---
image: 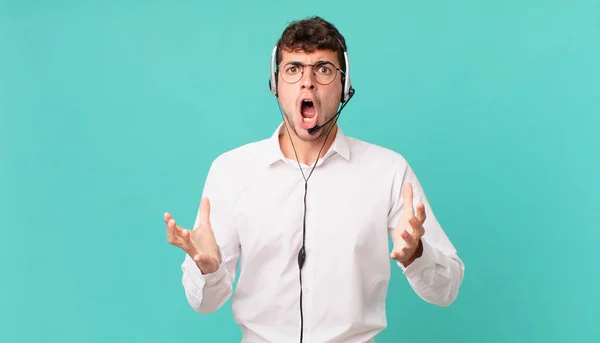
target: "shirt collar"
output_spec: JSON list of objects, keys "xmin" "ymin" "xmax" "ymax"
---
[{"xmin": 265, "ymin": 122, "xmax": 351, "ymax": 166}]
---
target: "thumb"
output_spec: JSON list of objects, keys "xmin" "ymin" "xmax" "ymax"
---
[{"xmin": 199, "ymin": 197, "xmax": 211, "ymax": 227}]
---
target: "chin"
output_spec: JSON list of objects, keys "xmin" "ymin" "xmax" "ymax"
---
[
  {"xmin": 298, "ymin": 119, "xmax": 332, "ymax": 141},
  {"xmin": 284, "ymin": 118, "xmax": 317, "ymax": 141}
]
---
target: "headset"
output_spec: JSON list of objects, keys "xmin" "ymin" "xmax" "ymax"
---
[{"xmin": 268, "ymin": 36, "xmax": 355, "ymax": 343}]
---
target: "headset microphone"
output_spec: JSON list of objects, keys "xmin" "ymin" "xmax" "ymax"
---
[
  {"xmin": 307, "ymin": 89, "xmax": 354, "ymax": 134},
  {"xmin": 307, "ymin": 114, "xmax": 336, "ymax": 135},
  {"xmin": 307, "ymin": 88, "xmax": 355, "ymax": 134}
]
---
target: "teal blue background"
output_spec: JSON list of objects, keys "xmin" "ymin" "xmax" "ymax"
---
[{"xmin": 2, "ymin": 1, "xmax": 599, "ymax": 342}]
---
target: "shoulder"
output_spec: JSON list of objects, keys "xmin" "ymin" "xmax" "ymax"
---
[
  {"xmin": 204, "ymin": 137, "xmax": 274, "ymax": 191},
  {"xmin": 209, "ymin": 138, "xmax": 270, "ymax": 171},
  {"xmin": 346, "ymin": 135, "xmax": 411, "ymax": 171}
]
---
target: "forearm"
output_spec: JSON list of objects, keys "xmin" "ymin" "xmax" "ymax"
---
[
  {"xmin": 181, "ymin": 251, "xmax": 235, "ymax": 314},
  {"xmin": 400, "ymin": 239, "xmax": 464, "ymax": 306}
]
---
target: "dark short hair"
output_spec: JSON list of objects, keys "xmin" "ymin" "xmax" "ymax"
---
[{"xmin": 276, "ymin": 16, "xmax": 347, "ymax": 72}]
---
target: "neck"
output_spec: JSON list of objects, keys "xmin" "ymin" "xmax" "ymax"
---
[{"xmin": 279, "ymin": 124, "xmax": 338, "ymax": 166}]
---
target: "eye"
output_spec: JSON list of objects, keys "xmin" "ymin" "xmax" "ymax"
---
[
  {"xmin": 315, "ymin": 64, "xmax": 333, "ymax": 74},
  {"xmin": 285, "ymin": 66, "xmax": 300, "ymax": 74}
]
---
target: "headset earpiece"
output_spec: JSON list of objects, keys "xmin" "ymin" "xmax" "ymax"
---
[
  {"xmin": 269, "ymin": 45, "xmax": 278, "ymax": 97},
  {"xmin": 341, "ymin": 50, "xmax": 352, "ymax": 103}
]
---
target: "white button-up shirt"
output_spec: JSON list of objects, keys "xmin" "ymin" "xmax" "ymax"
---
[{"xmin": 180, "ymin": 123, "xmax": 465, "ymax": 342}]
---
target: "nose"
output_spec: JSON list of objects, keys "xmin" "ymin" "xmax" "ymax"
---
[{"xmin": 300, "ymin": 67, "xmax": 316, "ymax": 90}]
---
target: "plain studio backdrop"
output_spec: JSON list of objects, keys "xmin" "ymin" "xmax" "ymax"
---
[{"xmin": 1, "ymin": 1, "xmax": 599, "ymax": 342}]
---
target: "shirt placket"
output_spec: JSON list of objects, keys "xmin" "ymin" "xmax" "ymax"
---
[{"xmin": 301, "ymin": 179, "xmax": 318, "ymax": 343}]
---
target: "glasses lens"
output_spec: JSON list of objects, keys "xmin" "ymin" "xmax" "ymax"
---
[
  {"xmin": 313, "ymin": 62, "xmax": 336, "ymax": 85},
  {"xmin": 281, "ymin": 63, "xmax": 303, "ymax": 84}
]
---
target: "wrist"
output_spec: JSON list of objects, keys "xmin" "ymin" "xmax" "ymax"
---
[
  {"xmin": 403, "ymin": 239, "xmax": 423, "ymax": 267},
  {"xmin": 198, "ymin": 259, "xmax": 219, "ymax": 275},
  {"xmin": 198, "ymin": 247, "xmax": 222, "ymax": 275}
]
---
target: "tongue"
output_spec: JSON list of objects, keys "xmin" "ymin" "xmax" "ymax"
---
[{"xmin": 301, "ymin": 103, "xmax": 316, "ymax": 118}]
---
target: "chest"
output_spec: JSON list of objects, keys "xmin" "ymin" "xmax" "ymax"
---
[{"xmin": 235, "ymin": 165, "xmax": 393, "ymax": 264}]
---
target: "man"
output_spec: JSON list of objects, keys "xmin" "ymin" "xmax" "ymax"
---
[{"xmin": 165, "ymin": 16, "xmax": 464, "ymax": 343}]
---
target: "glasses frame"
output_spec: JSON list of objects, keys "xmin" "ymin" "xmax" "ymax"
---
[{"xmin": 277, "ymin": 60, "xmax": 346, "ymax": 86}]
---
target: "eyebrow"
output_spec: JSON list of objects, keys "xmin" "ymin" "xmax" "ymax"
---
[{"xmin": 282, "ymin": 60, "xmax": 335, "ymax": 66}]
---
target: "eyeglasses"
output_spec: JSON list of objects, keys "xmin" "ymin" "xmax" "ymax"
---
[{"xmin": 279, "ymin": 61, "xmax": 345, "ymax": 85}]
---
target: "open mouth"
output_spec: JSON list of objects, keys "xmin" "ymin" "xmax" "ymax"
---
[{"xmin": 300, "ymin": 99, "xmax": 317, "ymax": 128}]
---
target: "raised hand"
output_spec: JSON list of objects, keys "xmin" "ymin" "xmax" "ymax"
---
[
  {"xmin": 390, "ymin": 183, "xmax": 426, "ymax": 267},
  {"xmin": 165, "ymin": 198, "xmax": 221, "ymax": 274}
]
